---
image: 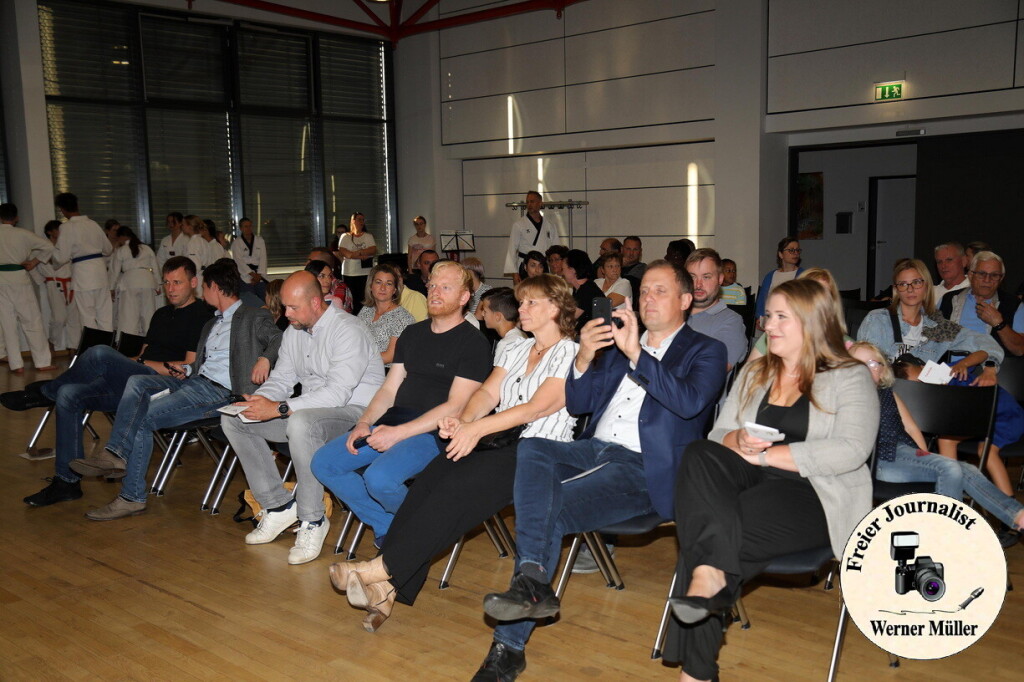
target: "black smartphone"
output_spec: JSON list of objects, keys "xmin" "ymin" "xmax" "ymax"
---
[
  {"xmin": 164, "ymin": 362, "xmax": 184, "ymax": 378},
  {"xmin": 590, "ymin": 297, "xmax": 624, "ymax": 328},
  {"xmin": 352, "ymin": 436, "xmax": 370, "ymax": 450}
]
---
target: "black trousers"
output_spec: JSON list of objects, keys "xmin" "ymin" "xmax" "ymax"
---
[
  {"xmin": 381, "ymin": 443, "xmax": 517, "ymax": 606},
  {"xmin": 663, "ymin": 440, "xmax": 830, "ymax": 680}
]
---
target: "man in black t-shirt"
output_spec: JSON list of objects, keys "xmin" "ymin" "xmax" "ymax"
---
[
  {"xmin": 12, "ymin": 257, "xmax": 214, "ymax": 507},
  {"xmin": 312, "ymin": 261, "xmax": 491, "ymax": 558}
]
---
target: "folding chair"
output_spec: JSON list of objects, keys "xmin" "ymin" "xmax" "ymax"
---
[
  {"xmin": 149, "ymin": 416, "xmax": 224, "ymax": 496},
  {"xmin": 201, "ymin": 434, "xmax": 294, "ymax": 515},
  {"xmin": 21, "ymin": 326, "xmax": 115, "ymax": 457},
  {"xmin": 438, "ymin": 513, "xmax": 516, "ymax": 589}
]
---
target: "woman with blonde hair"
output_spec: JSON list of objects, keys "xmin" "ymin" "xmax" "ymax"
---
[
  {"xmin": 358, "ymin": 263, "xmax": 415, "ymax": 366},
  {"xmin": 663, "ymin": 279, "xmax": 878, "ymax": 681},
  {"xmin": 334, "ymin": 211, "xmax": 376, "ymax": 314},
  {"xmin": 263, "ymin": 278, "xmax": 288, "ymax": 330},
  {"xmin": 327, "ymin": 274, "xmax": 579, "ymax": 632}
]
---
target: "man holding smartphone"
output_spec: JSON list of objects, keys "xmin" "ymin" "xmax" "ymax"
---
[
  {"xmin": 69, "ymin": 259, "xmax": 281, "ymax": 521},
  {"xmin": 8, "ymin": 256, "xmax": 214, "ymax": 507}
]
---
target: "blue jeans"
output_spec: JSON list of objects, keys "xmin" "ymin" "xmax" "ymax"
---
[
  {"xmin": 493, "ymin": 438, "xmax": 654, "ymax": 652},
  {"xmin": 310, "ymin": 429, "xmax": 440, "ymax": 540},
  {"xmin": 105, "ymin": 374, "xmax": 231, "ymax": 503},
  {"xmin": 40, "ymin": 345, "xmax": 156, "ymax": 483},
  {"xmin": 877, "ymin": 442, "xmax": 1024, "ymax": 528}
]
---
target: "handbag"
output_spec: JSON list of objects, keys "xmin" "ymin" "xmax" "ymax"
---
[{"xmin": 474, "ymin": 424, "xmax": 526, "ymax": 451}]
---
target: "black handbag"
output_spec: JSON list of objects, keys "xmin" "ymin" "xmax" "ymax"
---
[{"xmin": 473, "ymin": 425, "xmax": 526, "ymax": 451}]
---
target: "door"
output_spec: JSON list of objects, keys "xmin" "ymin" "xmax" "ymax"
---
[{"xmin": 868, "ymin": 176, "xmax": 916, "ymax": 297}]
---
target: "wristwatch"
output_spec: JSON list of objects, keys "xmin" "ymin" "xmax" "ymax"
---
[
  {"xmin": 277, "ymin": 401, "xmax": 290, "ymax": 418},
  {"xmin": 983, "ymin": 360, "xmax": 998, "ymax": 369},
  {"xmin": 991, "ymin": 321, "xmax": 1007, "ymax": 332}
]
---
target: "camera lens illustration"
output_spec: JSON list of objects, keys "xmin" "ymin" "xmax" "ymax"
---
[{"xmin": 891, "ymin": 531, "xmax": 945, "ymax": 601}]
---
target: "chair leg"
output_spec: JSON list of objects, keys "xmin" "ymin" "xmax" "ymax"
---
[
  {"xmin": 201, "ymin": 444, "xmax": 232, "ymax": 511},
  {"xmin": 584, "ymin": 531, "xmax": 621, "ymax": 589},
  {"xmin": 482, "ymin": 518, "xmax": 509, "ymax": 558},
  {"xmin": 334, "ymin": 510, "xmax": 357, "ymax": 554},
  {"xmin": 651, "ymin": 572, "xmax": 678, "ymax": 659},
  {"xmin": 25, "ymin": 408, "xmax": 54, "ymax": 451},
  {"xmin": 81, "ymin": 411, "xmax": 100, "ymax": 440},
  {"xmin": 150, "ymin": 432, "xmax": 182, "ymax": 493},
  {"xmin": 209, "ymin": 453, "xmax": 239, "ymax": 515},
  {"xmin": 347, "ymin": 522, "xmax": 366, "ymax": 560},
  {"xmin": 153, "ymin": 432, "xmax": 188, "ymax": 496},
  {"xmin": 735, "ymin": 595, "xmax": 751, "ymax": 629},
  {"xmin": 826, "ymin": 600, "xmax": 849, "ymax": 682},
  {"xmin": 195, "ymin": 429, "xmax": 220, "ymax": 462},
  {"xmin": 554, "ymin": 534, "xmax": 584, "ymax": 600},
  {"xmin": 281, "ymin": 460, "xmax": 294, "ymax": 482},
  {"xmin": 888, "ymin": 652, "xmax": 900, "ymax": 668},
  {"xmin": 824, "ymin": 559, "xmax": 837, "ymax": 591},
  {"xmin": 491, "ymin": 513, "xmax": 516, "ymax": 557},
  {"xmin": 439, "ymin": 536, "xmax": 465, "ymax": 590}
]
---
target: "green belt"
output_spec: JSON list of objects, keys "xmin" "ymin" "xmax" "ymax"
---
[{"xmin": 0, "ymin": 264, "xmax": 26, "ymax": 271}]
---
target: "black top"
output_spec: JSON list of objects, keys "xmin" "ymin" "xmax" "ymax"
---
[
  {"xmin": 404, "ymin": 274, "xmax": 428, "ymax": 296},
  {"xmin": 756, "ymin": 391, "xmax": 810, "ymax": 480},
  {"xmin": 392, "ymin": 319, "xmax": 492, "ymax": 413},
  {"xmin": 141, "ymin": 300, "xmax": 215, "ymax": 362},
  {"xmin": 574, "ymin": 280, "xmax": 605, "ymax": 330}
]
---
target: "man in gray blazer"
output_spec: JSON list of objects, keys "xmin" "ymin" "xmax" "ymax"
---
[{"xmin": 71, "ymin": 259, "xmax": 282, "ymax": 520}]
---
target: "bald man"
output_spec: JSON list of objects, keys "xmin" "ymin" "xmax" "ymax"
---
[{"xmin": 222, "ymin": 271, "xmax": 386, "ymax": 565}]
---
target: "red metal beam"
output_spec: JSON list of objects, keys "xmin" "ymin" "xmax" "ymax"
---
[
  {"xmin": 210, "ymin": 0, "xmax": 391, "ymax": 38},
  {"xmin": 395, "ymin": 0, "xmax": 588, "ymax": 40},
  {"xmin": 350, "ymin": 0, "xmax": 388, "ymax": 29},
  {"xmin": 400, "ymin": 0, "xmax": 441, "ymax": 29}
]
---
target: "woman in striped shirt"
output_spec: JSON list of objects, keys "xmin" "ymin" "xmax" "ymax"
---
[{"xmin": 328, "ymin": 274, "xmax": 579, "ymax": 632}]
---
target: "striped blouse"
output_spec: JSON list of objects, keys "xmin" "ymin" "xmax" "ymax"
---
[{"xmin": 495, "ymin": 337, "xmax": 578, "ymax": 442}]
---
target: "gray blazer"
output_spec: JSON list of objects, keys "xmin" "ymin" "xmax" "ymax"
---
[
  {"xmin": 190, "ymin": 303, "xmax": 282, "ymax": 395},
  {"xmin": 710, "ymin": 363, "xmax": 879, "ymax": 558}
]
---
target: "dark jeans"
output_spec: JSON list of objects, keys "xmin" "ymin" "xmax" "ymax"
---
[
  {"xmin": 493, "ymin": 437, "xmax": 655, "ymax": 652},
  {"xmin": 663, "ymin": 440, "xmax": 829, "ymax": 680},
  {"xmin": 105, "ymin": 374, "xmax": 231, "ymax": 502},
  {"xmin": 39, "ymin": 345, "xmax": 156, "ymax": 482},
  {"xmin": 382, "ymin": 443, "xmax": 518, "ymax": 606}
]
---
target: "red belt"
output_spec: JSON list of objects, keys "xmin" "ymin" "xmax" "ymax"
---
[{"xmin": 44, "ymin": 276, "xmax": 74, "ymax": 305}]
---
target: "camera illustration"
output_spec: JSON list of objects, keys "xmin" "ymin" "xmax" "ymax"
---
[{"xmin": 891, "ymin": 532, "xmax": 946, "ymax": 601}]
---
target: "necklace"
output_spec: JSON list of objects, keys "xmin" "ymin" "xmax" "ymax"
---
[{"xmin": 533, "ymin": 341, "xmax": 554, "ymax": 356}]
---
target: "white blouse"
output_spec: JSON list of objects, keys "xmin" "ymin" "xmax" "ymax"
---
[
  {"xmin": 594, "ymin": 277, "xmax": 633, "ymax": 309},
  {"xmin": 495, "ymin": 337, "xmax": 578, "ymax": 442}
]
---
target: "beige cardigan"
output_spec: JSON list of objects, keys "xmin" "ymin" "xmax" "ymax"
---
[{"xmin": 709, "ymin": 363, "xmax": 879, "ymax": 558}]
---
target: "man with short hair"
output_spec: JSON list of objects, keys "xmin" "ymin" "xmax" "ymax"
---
[
  {"xmin": 545, "ymin": 244, "xmax": 569, "ymax": 277},
  {"xmin": 599, "ymin": 237, "xmax": 622, "ymax": 258},
  {"xmin": 504, "ymin": 191, "xmax": 559, "ymax": 282},
  {"xmin": 71, "ymin": 259, "xmax": 281, "ymax": 520},
  {"xmin": 939, "ymin": 250, "xmax": 1024, "ymax": 357},
  {"xmin": 406, "ymin": 249, "xmax": 439, "ymax": 296},
  {"xmin": 51, "ymin": 192, "xmax": 114, "ymax": 331},
  {"xmin": 8, "ymin": 256, "xmax": 215, "ymax": 507},
  {"xmin": 0, "ymin": 203, "xmax": 56, "ymax": 373},
  {"xmin": 685, "ymin": 248, "xmax": 748, "ymax": 369},
  {"xmin": 157, "ymin": 212, "xmax": 188, "ymax": 271},
  {"xmin": 224, "ymin": 271, "xmax": 385, "ymax": 564},
  {"xmin": 933, "ymin": 242, "xmax": 970, "ymax": 300},
  {"xmin": 622, "ymin": 236, "xmax": 646, "ymax": 280},
  {"xmin": 473, "ymin": 261, "xmax": 727, "ymax": 680},
  {"xmin": 231, "ymin": 217, "xmax": 268, "ymax": 298},
  {"xmin": 407, "ymin": 216, "xmax": 435, "ymax": 273}
]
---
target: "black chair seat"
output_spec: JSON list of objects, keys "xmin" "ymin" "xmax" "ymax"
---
[
  {"xmin": 762, "ymin": 545, "xmax": 834, "ymax": 575},
  {"xmin": 874, "ymin": 479, "xmax": 934, "ymax": 500},
  {"xmin": 598, "ymin": 511, "xmax": 667, "ymax": 535},
  {"xmin": 159, "ymin": 416, "xmax": 222, "ymax": 434}
]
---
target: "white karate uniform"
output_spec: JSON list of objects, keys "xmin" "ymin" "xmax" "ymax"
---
[
  {"xmin": 230, "ymin": 234, "xmax": 268, "ymax": 283},
  {"xmin": 52, "ymin": 215, "xmax": 114, "ymax": 331},
  {"xmin": 35, "ymin": 258, "xmax": 80, "ymax": 351},
  {"xmin": 503, "ymin": 214, "xmax": 559, "ymax": 276},
  {"xmin": 109, "ymin": 243, "xmax": 162, "ymax": 336},
  {"xmin": 157, "ymin": 232, "xmax": 191, "ymax": 271},
  {"xmin": 0, "ymin": 224, "xmax": 56, "ymax": 370}
]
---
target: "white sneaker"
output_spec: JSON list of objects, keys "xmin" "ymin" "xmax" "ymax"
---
[
  {"xmin": 245, "ymin": 503, "xmax": 299, "ymax": 545},
  {"xmin": 288, "ymin": 517, "xmax": 331, "ymax": 565}
]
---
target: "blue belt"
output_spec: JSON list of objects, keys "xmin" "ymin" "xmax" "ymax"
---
[{"xmin": 71, "ymin": 252, "xmax": 103, "ymax": 264}]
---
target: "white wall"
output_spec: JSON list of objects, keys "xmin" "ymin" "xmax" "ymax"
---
[{"xmin": 796, "ymin": 144, "xmax": 918, "ymax": 293}]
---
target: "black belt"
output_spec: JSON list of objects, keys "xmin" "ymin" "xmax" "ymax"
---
[{"xmin": 197, "ymin": 373, "xmax": 231, "ymax": 393}]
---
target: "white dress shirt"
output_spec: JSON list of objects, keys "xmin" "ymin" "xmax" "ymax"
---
[{"xmin": 256, "ymin": 306, "xmax": 386, "ymax": 411}]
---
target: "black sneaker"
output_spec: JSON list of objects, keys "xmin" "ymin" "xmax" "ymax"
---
[
  {"xmin": 483, "ymin": 572, "xmax": 560, "ymax": 621},
  {"xmin": 998, "ymin": 527, "xmax": 1020, "ymax": 549},
  {"xmin": 1, "ymin": 387, "xmax": 54, "ymax": 411},
  {"xmin": 24, "ymin": 478, "xmax": 83, "ymax": 507},
  {"xmin": 471, "ymin": 641, "xmax": 526, "ymax": 682}
]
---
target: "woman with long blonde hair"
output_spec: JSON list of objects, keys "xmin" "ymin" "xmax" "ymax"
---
[{"xmin": 663, "ymin": 279, "xmax": 878, "ymax": 681}]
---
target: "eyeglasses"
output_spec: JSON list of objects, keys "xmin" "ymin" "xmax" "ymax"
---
[
  {"xmin": 969, "ymin": 270, "xmax": 1004, "ymax": 282},
  {"xmin": 894, "ymin": 279, "xmax": 926, "ymax": 291},
  {"xmin": 783, "ymin": 248, "xmax": 802, "ymax": 254}
]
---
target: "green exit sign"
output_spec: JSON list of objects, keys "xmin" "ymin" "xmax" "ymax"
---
[{"xmin": 875, "ymin": 81, "xmax": 904, "ymax": 101}]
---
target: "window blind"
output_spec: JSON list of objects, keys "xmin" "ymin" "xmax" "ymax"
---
[
  {"xmin": 238, "ymin": 30, "xmax": 311, "ymax": 111},
  {"xmin": 323, "ymin": 119, "xmax": 390, "ymax": 253},
  {"xmin": 319, "ymin": 36, "xmax": 385, "ymax": 119},
  {"xmin": 141, "ymin": 15, "xmax": 227, "ymax": 105}
]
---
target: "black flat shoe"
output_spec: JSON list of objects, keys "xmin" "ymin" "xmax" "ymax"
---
[
  {"xmin": 24, "ymin": 477, "xmax": 82, "ymax": 507},
  {"xmin": 471, "ymin": 641, "xmax": 526, "ymax": 682},
  {"xmin": 483, "ymin": 572, "xmax": 560, "ymax": 621},
  {"xmin": 0, "ymin": 388, "xmax": 54, "ymax": 411},
  {"xmin": 669, "ymin": 586, "xmax": 734, "ymax": 624}
]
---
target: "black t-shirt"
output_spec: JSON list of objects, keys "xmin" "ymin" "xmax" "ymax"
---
[
  {"xmin": 141, "ymin": 300, "xmax": 216, "ymax": 362},
  {"xmin": 392, "ymin": 319, "xmax": 492, "ymax": 412},
  {"xmin": 574, "ymin": 280, "xmax": 605, "ymax": 329}
]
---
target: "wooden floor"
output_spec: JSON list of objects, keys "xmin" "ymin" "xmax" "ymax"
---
[{"xmin": 1, "ymin": 358, "xmax": 1022, "ymax": 681}]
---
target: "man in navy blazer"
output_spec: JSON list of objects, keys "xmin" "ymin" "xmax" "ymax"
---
[{"xmin": 473, "ymin": 260, "xmax": 727, "ymax": 681}]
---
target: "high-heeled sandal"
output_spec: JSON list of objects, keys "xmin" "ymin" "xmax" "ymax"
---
[
  {"xmin": 328, "ymin": 557, "xmax": 391, "ymax": 592},
  {"xmin": 347, "ymin": 572, "xmax": 396, "ymax": 632},
  {"xmin": 669, "ymin": 586, "xmax": 734, "ymax": 624}
]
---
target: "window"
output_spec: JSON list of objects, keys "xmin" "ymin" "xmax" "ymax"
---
[{"xmin": 39, "ymin": 0, "xmax": 394, "ymax": 266}]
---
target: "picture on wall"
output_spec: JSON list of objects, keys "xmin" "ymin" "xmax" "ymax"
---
[{"xmin": 796, "ymin": 172, "xmax": 824, "ymax": 240}]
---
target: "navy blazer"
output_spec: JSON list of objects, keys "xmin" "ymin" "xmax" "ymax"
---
[{"xmin": 566, "ymin": 323, "xmax": 727, "ymax": 520}]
